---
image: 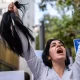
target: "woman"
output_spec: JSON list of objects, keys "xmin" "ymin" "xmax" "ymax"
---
[{"xmin": 6, "ymin": 2, "xmax": 80, "ymax": 80}]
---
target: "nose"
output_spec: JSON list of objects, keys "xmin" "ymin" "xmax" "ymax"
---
[{"xmin": 57, "ymin": 44, "xmax": 61, "ymax": 47}]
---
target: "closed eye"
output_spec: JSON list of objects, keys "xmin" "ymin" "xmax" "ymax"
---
[
  {"xmin": 60, "ymin": 44, "xmax": 65, "ymax": 47},
  {"xmin": 50, "ymin": 43, "xmax": 65, "ymax": 47},
  {"xmin": 50, "ymin": 43, "xmax": 56, "ymax": 47},
  {"xmin": 50, "ymin": 41, "xmax": 65, "ymax": 48}
]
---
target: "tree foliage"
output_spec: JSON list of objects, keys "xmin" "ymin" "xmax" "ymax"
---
[{"xmin": 38, "ymin": 0, "xmax": 80, "ymax": 48}]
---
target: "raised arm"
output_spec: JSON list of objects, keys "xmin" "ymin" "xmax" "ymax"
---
[
  {"xmin": 15, "ymin": 26, "xmax": 47, "ymax": 80},
  {"xmin": 71, "ymin": 44, "xmax": 80, "ymax": 77},
  {"xmin": 7, "ymin": 2, "xmax": 47, "ymax": 79}
]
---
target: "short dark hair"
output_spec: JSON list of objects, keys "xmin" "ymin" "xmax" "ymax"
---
[{"xmin": 42, "ymin": 38, "xmax": 70, "ymax": 68}]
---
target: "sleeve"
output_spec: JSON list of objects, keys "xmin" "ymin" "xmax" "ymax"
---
[
  {"xmin": 71, "ymin": 45, "xmax": 80, "ymax": 77},
  {"xmin": 15, "ymin": 27, "xmax": 46, "ymax": 79}
]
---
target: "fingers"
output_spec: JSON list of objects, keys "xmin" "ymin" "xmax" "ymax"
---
[
  {"xmin": 8, "ymin": 2, "xmax": 14, "ymax": 11},
  {"xmin": 8, "ymin": 2, "xmax": 19, "ymax": 16}
]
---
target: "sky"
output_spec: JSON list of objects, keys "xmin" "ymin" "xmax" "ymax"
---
[
  {"xmin": 34, "ymin": 0, "xmax": 72, "ymax": 25},
  {"xmin": 34, "ymin": 0, "xmax": 60, "ymax": 25}
]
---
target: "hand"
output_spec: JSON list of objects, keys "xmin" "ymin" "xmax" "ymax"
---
[{"xmin": 8, "ymin": 2, "xmax": 18, "ymax": 15}]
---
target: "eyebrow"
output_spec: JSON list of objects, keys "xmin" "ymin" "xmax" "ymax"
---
[{"xmin": 50, "ymin": 41, "xmax": 63, "ymax": 45}]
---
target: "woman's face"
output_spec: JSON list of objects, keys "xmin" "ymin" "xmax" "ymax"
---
[{"xmin": 48, "ymin": 40, "xmax": 66, "ymax": 62}]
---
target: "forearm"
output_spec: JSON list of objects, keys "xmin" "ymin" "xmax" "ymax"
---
[
  {"xmin": 15, "ymin": 24, "xmax": 47, "ymax": 80},
  {"xmin": 15, "ymin": 27, "xmax": 36, "ymax": 60},
  {"xmin": 72, "ymin": 45, "xmax": 80, "ymax": 74},
  {"xmin": 75, "ymin": 45, "xmax": 80, "ymax": 66}
]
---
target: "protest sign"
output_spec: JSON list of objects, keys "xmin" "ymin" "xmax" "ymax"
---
[
  {"xmin": 0, "ymin": 70, "xmax": 24, "ymax": 80},
  {"xmin": 73, "ymin": 38, "xmax": 80, "ymax": 54}
]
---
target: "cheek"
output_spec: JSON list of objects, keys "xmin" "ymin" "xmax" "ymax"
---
[
  {"xmin": 49, "ymin": 48, "xmax": 57, "ymax": 60},
  {"xmin": 63, "ymin": 48, "xmax": 66, "ymax": 55},
  {"xmin": 63, "ymin": 48, "xmax": 66, "ymax": 58}
]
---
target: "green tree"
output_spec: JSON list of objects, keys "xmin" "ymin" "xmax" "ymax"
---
[
  {"xmin": 36, "ymin": 0, "xmax": 80, "ymax": 60},
  {"xmin": 43, "ymin": 14, "xmax": 76, "ymax": 47},
  {"xmin": 35, "ymin": 0, "xmax": 80, "ymax": 59},
  {"xmin": 38, "ymin": 0, "xmax": 80, "ymax": 47}
]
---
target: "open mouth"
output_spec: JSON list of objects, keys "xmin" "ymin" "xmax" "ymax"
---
[{"xmin": 57, "ymin": 48, "xmax": 63, "ymax": 54}]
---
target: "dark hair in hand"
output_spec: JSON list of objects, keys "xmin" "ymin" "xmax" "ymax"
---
[
  {"xmin": 0, "ymin": 1, "xmax": 34, "ymax": 56},
  {"xmin": 14, "ymin": 1, "xmax": 28, "ymax": 19}
]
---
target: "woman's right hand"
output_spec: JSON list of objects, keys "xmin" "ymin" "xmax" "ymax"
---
[{"xmin": 8, "ymin": 2, "xmax": 19, "ymax": 15}]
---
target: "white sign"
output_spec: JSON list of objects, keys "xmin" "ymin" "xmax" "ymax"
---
[{"xmin": 0, "ymin": 70, "xmax": 24, "ymax": 80}]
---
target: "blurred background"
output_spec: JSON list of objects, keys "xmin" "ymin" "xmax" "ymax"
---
[{"xmin": 0, "ymin": 0, "xmax": 80, "ymax": 80}]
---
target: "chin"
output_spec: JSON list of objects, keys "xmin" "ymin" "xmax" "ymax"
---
[{"xmin": 57, "ymin": 56, "xmax": 66, "ymax": 60}]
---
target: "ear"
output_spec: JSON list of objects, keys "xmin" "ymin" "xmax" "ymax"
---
[{"xmin": 48, "ymin": 56, "xmax": 51, "ymax": 60}]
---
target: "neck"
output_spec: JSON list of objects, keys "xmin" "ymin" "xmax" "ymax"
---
[{"xmin": 52, "ymin": 60, "xmax": 65, "ymax": 78}]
